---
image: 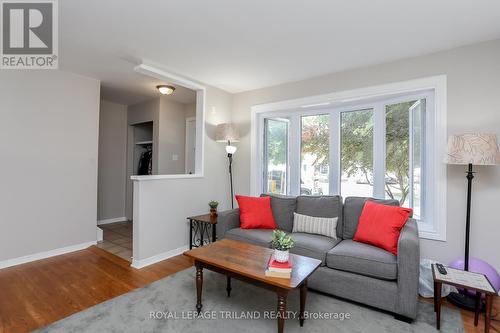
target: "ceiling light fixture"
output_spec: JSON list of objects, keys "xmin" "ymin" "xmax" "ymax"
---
[{"xmin": 156, "ymin": 85, "xmax": 176, "ymax": 95}]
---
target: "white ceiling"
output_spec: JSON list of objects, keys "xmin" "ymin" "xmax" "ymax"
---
[
  {"xmin": 99, "ymin": 71, "xmax": 197, "ymax": 106},
  {"xmin": 60, "ymin": 0, "xmax": 500, "ymax": 94}
]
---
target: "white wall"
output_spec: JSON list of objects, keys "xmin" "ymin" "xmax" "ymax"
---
[
  {"xmin": 231, "ymin": 39, "xmax": 500, "ymax": 271},
  {"xmin": 97, "ymin": 100, "xmax": 127, "ymax": 222},
  {"xmin": 184, "ymin": 102, "xmax": 196, "ymax": 118},
  {"xmin": 132, "ymin": 86, "xmax": 233, "ymax": 264},
  {"xmin": 0, "ymin": 70, "xmax": 100, "ymax": 262},
  {"xmin": 158, "ymin": 97, "xmax": 187, "ymax": 174}
]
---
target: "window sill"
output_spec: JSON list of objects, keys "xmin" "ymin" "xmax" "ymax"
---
[{"xmin": 418, "ymin": 227, "xmax": 446, "ymax": 242}]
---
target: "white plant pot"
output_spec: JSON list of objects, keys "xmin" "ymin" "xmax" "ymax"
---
[{"xmin": 274, "ymin": 249, "xmax": 290, "ymax": 263}]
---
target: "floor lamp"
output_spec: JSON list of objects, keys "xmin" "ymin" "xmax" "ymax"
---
[
  {"xmin": 445, "ymin": 133, "xmax": 500, "ymax": 310},
  {"xmin": 215, "ymin": 123, "xmax": 240, "ymax": 209}
]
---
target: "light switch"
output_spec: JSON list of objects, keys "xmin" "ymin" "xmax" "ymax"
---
[{"xmin": 172, "ymin": 154, "xmax": 178, "ymax": 161}]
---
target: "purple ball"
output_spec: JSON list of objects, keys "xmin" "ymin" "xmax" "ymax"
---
[{"xmin": 449, "ymin": 257, "xmax": 500, "ymax": 295}]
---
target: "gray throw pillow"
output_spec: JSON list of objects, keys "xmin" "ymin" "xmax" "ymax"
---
[{"xmin": 292, "ymin": 212, "xmax": 338, "ymax": 239}]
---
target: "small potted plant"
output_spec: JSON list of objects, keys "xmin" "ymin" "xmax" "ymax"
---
[
  {"xmin": 271, "ymin": 230, "xmax": 294, "ymax": 263},
  {"xmin": 208, "ymin": 201, "xmax": 219, "ymax": 217}
]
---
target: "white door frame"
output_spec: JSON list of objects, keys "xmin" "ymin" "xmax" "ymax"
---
[{"xmin": 185, "ymin": 116, "xmax": 196, "ymax": 174}]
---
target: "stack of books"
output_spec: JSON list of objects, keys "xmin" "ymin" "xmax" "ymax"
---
[{"xmin": 265, "ymin": 255, "xmax": 293, "ymax": 278}]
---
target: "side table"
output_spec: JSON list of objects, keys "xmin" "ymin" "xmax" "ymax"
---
[
  {"xmin": 187, "ymin": 214, "xmax": 217, "ymax": 250},
  {"xmin": 432, "ymin": 264, "xmax": 497, "ymax": 332}
]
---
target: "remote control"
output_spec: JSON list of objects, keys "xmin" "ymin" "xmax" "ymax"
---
[{"xmin": 436, "ymin": 263, "xmax": 447, "ymax": 275}]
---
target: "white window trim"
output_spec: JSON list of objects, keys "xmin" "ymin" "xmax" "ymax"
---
[{"xmin": 250, "ymin": 75, "xmax": 447, "ymax": 241}]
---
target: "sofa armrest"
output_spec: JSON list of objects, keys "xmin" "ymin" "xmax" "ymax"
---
[
  {"xmin": 396, "ymin": 218, "xmax": 420, "ymax": 319},
  {"xmin": 216, "ymin": 209, "xmax": 240, "ymax": 239}
]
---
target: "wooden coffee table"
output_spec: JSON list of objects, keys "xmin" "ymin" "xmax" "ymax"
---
[{"xmin": 184, "ymin": 239, "xmax": 321, "ymax": 333}]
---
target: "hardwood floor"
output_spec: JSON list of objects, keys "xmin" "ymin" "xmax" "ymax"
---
[
  {"xmin": 421, "ymin": 296, "xmax": 500, "ymax": 333},
  {"xmin": 0, "ymin": 246, "xmax": 193, "ymax": 333},
  {"xmin": 0, "ymin": 246, "xmax": 498, "ymax": 333}
]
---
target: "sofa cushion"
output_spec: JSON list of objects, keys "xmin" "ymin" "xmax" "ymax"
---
[
  {"xmin": 353, "ymin": 200, "xmax": 412, "ymax": 255},
  {"xmin": 225, "ymin": 228, "xmax": 274, "ymax": 247},
  {"xmin": 292, "ymin": 212, "xmax": 338, "ymax": 239},
  {"xmin": 261, "ymin": 194, "xmax": 297, "ymax": 232},
  {"xmin": 342, "ymin": 197, "xmax": 399, "ymax": 239},
  {"xmin": 235, "ymin": 195, "xmax": 276, "ymax": 229},
  {"xmin": 326, "ymin": 239, "xmax": 397, "ymax": 280},
  {"xmin": 296, "ymin": 195, "xmax": 343, "ymax": 239},
  {"xmin": 290, "ymin": 232, "xmax": 341, "ymax": 266}
]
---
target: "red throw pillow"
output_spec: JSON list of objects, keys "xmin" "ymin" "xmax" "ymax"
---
[
  {"xmin": 353, "ymin": 200, "xmax": 412, "ymax": 255},
  {"xmin": 235, "ymin": 195, "xmax": 276, "ymax": 229}
]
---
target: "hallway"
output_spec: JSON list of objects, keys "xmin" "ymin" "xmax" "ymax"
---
[{"xmin": 97, "ymin": 221, "xmax": 132, "ymax": 261}]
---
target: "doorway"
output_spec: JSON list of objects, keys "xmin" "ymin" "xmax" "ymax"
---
[
  {"xmin": 97, "ymin": 222, "xmax": 133, "ymax": 260},
  {"xmin": 96, "ymin": 76, "xmax": 198, "ymax": 263}
]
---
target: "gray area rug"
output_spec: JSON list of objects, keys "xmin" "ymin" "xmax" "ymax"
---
[{"xmin": 36, "ymin": 268, "xmax": 464, "ymax": 333}]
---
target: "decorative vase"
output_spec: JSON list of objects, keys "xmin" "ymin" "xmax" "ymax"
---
[
  {"xmin": 274, "ymin": 249, "xmax": 289, "ymax": 263},
  {"xmin": 209, "ymin": 208, "xmax": 217, "ymax": 218}
]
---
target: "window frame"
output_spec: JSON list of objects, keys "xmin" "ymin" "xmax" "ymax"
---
[
  {"xmin": 300, "ymin": 113, "xmax": 331, "ymax": 196},
  {"xmin": 339, "ymin": 107, "xmax": 375, "ymax": 198},
  {"xmin": 251, "ymin": 76, "xmax": 447, "ymax": 241},
  {"xmin": 263, "ymin": 117, "xmax": 290, "ymax": 195}
]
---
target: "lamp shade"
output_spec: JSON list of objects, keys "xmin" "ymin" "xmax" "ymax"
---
[
  {"xmin": 215, "ymin": 123, "xmax": 240, "ymax": 142},
  {"xmin": 445, "ymin": 133, "xmax": 500, "ymax": 165}
]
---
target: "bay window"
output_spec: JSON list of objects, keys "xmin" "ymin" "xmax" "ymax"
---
[{"xmin": 253, "ymin": 77, "xmax": 446, "ymax": 240}]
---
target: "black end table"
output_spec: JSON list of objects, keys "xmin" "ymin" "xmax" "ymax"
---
[{"xmin": 187, "ymin": 214, "xmax": 217, "ymax": 250}]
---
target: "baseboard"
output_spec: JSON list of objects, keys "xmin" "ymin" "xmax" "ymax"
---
[
  {"xmin": 97, "ymin": 227, "xmax": 103, "ymax": 242},
  {"xmin": 0, "ymin": 241, "xmax": 97, "ymax": 270},
  {"xmin": 97, "ymin": 217, "xmax": 128, "ymax": 225},
  {"xmin": 131, "ymin": 245, "xmax": 189, "ymax": 269}
]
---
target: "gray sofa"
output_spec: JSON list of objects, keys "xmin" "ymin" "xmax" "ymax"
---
[{"xmin": 217, "ymin": 195, "xmax": 420, "ymax": 321}]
